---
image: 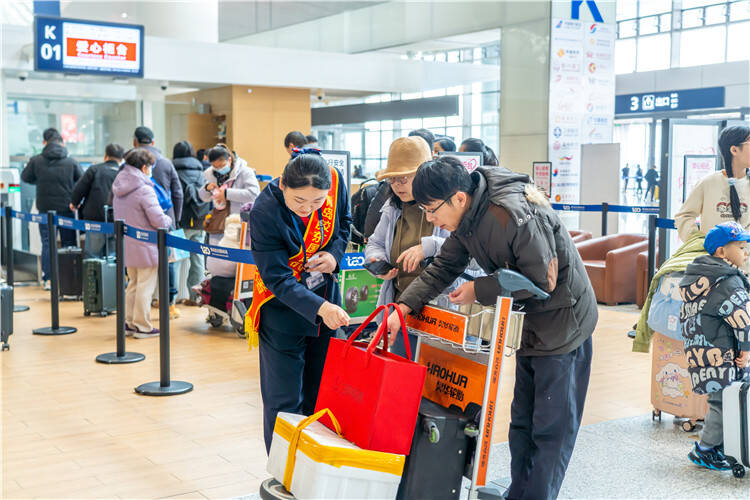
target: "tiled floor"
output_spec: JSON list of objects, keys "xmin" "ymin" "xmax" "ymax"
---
[{"xmin": 3, "ymin": 285, "xmax": 664, "ymax": 498}]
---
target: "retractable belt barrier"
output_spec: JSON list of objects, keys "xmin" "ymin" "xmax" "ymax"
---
[
  {"xmin": 646, "ymin": 214, "xmax": 677, "ymax": 288},
  {"xmin": 1, "ymin": 205, "xmax": 371, "ymax": 394},
  {"xmin": 550, "ymin": 202, "xmax": 659, "ymax": 236}
]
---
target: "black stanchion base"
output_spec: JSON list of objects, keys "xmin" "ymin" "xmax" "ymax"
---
[
  {"xmin": 14, "ymin": 305, "xmax": 30, "ymax": 312},
  {"xmin": 96, "ymin": 352, "xmax": 145, "ymax": 364},
  {"xmin": 33, "ymin": 326, "xmax": 77, "ymax": 335},
  {"xmin": 134, "ymin": 380, "xmax": 193, "ymax": 396}
]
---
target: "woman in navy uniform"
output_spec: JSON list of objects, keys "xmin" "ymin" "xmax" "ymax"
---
[{"xmin": 247, "ymin": 149, "xmax": 352, "ymax": 452}]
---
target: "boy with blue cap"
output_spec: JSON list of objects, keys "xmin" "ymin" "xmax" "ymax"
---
[{"xmin": 680, "ymin": 221, "xmax": 750, "ymax": 470}]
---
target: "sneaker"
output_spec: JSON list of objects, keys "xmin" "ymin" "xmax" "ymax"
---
[
  {"xmin": 151, "ymin": 299, "xmax": 158, "ymax": 308},
  {"xmin": 169, "ymin": 304, "xmax": 180, "ymax": 319},
  {"xmin": 43, "ymin": 280, "xmax": 51, "ymax": 291},
  {"xmin": 125, "ymin": 324, "xmax": 135, "ymax": 337},
  {"xmin": 134, "ymin": 328, "xmax": 160, "ymax": 339},
  {"xmin": 689, "ymin": 442, "xmax": 730, "ymax": 471}
]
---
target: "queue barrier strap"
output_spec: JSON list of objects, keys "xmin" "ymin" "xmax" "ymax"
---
[
  {"xmin": 550, "ymin": 203, "xmax": 659, "ymax": 214},
  {"xmin": 656, "ymin": 218, "xmax": 676, "ymax": 230},
  {"xmin": 3, "ymin": 208, "xmax": 370, "ymax": 269}
]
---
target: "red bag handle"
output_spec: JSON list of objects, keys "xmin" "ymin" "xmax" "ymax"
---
[
  {"xmin": 366, "ymin": 303, "xmax": 411, "ymax": 360},
  {"xmin": 342, "ymin": 303, "xmax": 412, "ymax": 360}
]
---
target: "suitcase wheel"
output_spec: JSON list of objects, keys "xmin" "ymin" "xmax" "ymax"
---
[
  {"xmin": 2, "ymin": 343, "xmax": 9, "ymax": 352},
  {"xmin": 681, "ymin": 420, "xmax": 696, "ymax": 433},
  {"xmin": 84, "ymin": 311, "xmax": 91, "ymax": 317},
  {"xmin": 652, "ymin": 410, "xmax": 661, "ymax": 422},
  {"xmin": 732, "ymin": 463, "xmax": 746, "ymax": 479},
  {"xmin": 208, "ymin": 314, "xmax": 224, "ymax": 328},
  {"xmin": 99, "ymin": 312, "xmax": 108, "ymax": 317}
]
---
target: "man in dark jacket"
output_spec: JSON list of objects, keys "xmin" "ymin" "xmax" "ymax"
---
[
  {"xmin": 21, "ymin": 128, "xmax": 83, "ymax": 288},
  {"xmin": 386, "ymin": 157, "xmax": 597, "ymax": 500},
  {"xmin": 70, "ymin": 143, "xmax": 124, "ymax": 258},
  {"xmin": 644, "ymin": 165, "xmax": 659, "ymax": 202},
  {"xmin": 173, "ymin": 140, "xmax": 211, "ymax": 304},
  {"xmin": 132, "ymin": 126, "xmax": 183, "ymax": 227}
]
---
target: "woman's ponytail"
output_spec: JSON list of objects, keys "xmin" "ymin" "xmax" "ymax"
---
[{"xmin": 718, "ymin": 125, "xmax": 750, "ymax": 222}]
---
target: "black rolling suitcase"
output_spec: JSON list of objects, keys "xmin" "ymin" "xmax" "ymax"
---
[
  {"xmin": 397, "ymin": 398, "xmax": 477, "ymax": 500},
  {"xmin": 82, "ymin": 207, "xmax": 116, "ymax": 316},
  {"xmin": 58, "ymin": 246, "xmax": 83, "ymax": 299},
  {"xmin": 1, "ymin": 284, "xmax": 12, "ymax": 351}
]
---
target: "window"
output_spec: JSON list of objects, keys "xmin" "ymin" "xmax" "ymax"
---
[
  {"xmin": 615, "ymin": 38, "xmax": 637, "ymax": 74},
  {"xmin": 617, "ymin": 0, "xmax": 638, "ymax": 20},
  {"xmin": 639, "ymin": 0, "xmax": 671, "ymax": 16},
  {"xmin": 680, "ymin": 25, "xmax": 727, "ymax": 67},
  {"xmin": 637, "ymin": 34, "xmax": 671, "ymax": 71},
  {"xmin": 730, "ymin": 0, "xmax": 750, "ymax": 21},
  {"xmin": 704, "ymin": 3, "xmax": 728, "ymax": 24},
  {"xmin": 727, "ymin": 21, "xmax": 750, "ymax": 61}
]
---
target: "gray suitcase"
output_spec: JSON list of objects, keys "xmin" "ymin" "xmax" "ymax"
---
[
  {"xmin": 723, "ymin": 380, "xmax": 750, "ymax": 478},
  {"xmin": 1, "ymin": 284, "xmax": 12, "ymax": 351},
  {"xmin": 82, "ymin": 257, "xmax": 116, "ymax": 316}
]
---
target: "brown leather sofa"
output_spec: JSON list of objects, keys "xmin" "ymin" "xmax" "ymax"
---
[
  {"xmin": 569, "ymin": 230, "xmax": 593, "ymax": 244},
  {"xmin": 576, "ymin": 234, "xmax": 648, "ymax": 305}
]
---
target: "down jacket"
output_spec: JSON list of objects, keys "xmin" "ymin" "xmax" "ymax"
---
[
  {"xmin": 21, "ymin": 142, "xmax": 83, "ymax": 213},
  {"xmin": 112, "ymin": 164, "xmax": 172, "ymax": 268},
  {"xmin": 398, "ymin": 167, "xmax": 598, "ymax": 356}
]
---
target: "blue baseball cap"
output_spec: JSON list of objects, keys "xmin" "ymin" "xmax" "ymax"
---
[{"xmin": 704, "ymin": 221, "xmax": 750, "ymax": 255}]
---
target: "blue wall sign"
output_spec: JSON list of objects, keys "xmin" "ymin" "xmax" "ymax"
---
[
  {"xmin": 34, "ymin": 16, "xmax": 144, "ymax": 78},
  {"xmin": 615, "ymin": 87, "xmax": 725, "ymax": 115},
  {"xmin": 571, "ymin": 0, "xmax": 604, "ymax": 22}
]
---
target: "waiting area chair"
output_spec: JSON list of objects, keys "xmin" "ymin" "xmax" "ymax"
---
[
  {"xmin": 569, "ymin": 230, "xmax": 593, "ymax": 244},
  {"xmin": 576, "ymin": 234, "xmax": 648, "ymax": 305}
]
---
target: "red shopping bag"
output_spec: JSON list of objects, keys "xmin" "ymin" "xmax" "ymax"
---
[{"xmin": 314, "ymin": 303, "xmax": 426, "ymax": 455}]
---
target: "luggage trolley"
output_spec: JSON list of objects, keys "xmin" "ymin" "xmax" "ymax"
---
[
  {"xmin": 402, "ymin": 269, "xmax": 549, "ymax": 499},
  {"xmin": 259, "ymin": 269, "xmax": 548, "ymax": 500},
  {"xmin": 195, "ymin": 217, "xmax": 254, "ymax": 337}
]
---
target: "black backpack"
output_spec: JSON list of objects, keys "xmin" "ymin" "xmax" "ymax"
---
[{"xmin": 350, "ymin": 179, "xmax": 381, "ymax": 245}]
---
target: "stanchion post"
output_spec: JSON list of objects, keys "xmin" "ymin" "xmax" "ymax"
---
[
  {"xmin": 135, "ymin": 228, "xmax": 192, "ymax": 395},
  {"xmin": 647, "ymin": 215, "xmax": 656, "ymax": 287},
  {"xmin": 33, "ymin": 211, "xmax": 76, "ymax": 335},
  {"xmin": 4, "ymin": 205, "xmax": 29, "ymax": 313},
  {"xmin": 601, "ymin": 202, "xmax": 609, "ymax": 237},
  {"xmin": 96, "ymin": 220, "xmax": 144, "ymax": 364}
]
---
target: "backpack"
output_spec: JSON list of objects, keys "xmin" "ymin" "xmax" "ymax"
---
[{"xmin": 350, "ymin": 178, "xmax": 381, "ymax": 245}]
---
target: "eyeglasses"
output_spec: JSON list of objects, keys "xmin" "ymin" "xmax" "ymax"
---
[
  {"xmin": 387, "ymin": 176, "xmax": 411, "ymax": 185},
  {"xmin": 419, "ymin": 194, "xmax": 455, "ymax": 215}
]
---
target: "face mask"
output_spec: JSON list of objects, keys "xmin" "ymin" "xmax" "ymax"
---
[{"xmin": 216, "ymin": 166, "xmax": 231, "ymax": 175}]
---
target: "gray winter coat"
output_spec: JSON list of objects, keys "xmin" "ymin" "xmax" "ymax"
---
[
  {"xmin": 364, "ymin": 196, "xmax": 450, "ymax": 307},
  {"xmin": 198, "ymin": 161, "xmax": 260, "ymax": 215},
  {"xmin": 398, "ymin": 167, "xmax": 598, "ymax": 356}
]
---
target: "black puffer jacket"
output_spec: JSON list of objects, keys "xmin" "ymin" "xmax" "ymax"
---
[
  {"xmin": 680, "ymin": 255, "xmax": 750, "ymax": 394},
  {"xmin": 174, "ymin": 156, "xmax": 211, "ymax": 229},
  {"xmin": 70, "ymin": 160, "xmax": 120, "ymax": 221},
  {"xmin": 399, "ymin": 167, "xmax": 597, "ymax": 356},
  {"xmin": 21, "ymin": 142, "xmax": 83, "ymax": 213}
]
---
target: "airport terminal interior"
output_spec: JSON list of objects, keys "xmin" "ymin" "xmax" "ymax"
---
[{"xmin": 2, "ymin": 0, "xmax": 750, "ymax": 499}]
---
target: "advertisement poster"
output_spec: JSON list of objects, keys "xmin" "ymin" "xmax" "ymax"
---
[
  {"xmin": 320, "ymin": 150, "xmax": 351, "ymax": 195},
  {"xmin": 339, "ymin": 269, "xmax": 383, "ymax": 323},
  {"xmin": 548, "ymin": 18, "xmax": 615, "ymax": 206},
  {"xmin": 439, "ymin": 152, "xmax": 483, "ymax": 173},
  {"xmin": 683, "ymin": 155, "xmax": 719, "ymax": 203},
  {"xmin": 532, "ymin": 161, "xmax": 552, "ymax": 196}
]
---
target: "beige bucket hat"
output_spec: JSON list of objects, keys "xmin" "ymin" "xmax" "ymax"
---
[{"xmin": 375, "ymin": 136, "xmax": 433, "ymax": 181}]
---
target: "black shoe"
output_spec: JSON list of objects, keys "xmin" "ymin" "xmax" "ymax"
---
[{"xmin": 689, "ymin": 442, "xmax": 730, "ymax": 471}]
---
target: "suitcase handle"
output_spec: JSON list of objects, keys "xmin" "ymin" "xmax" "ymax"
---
[{"xmin": 283, "ymin": 408, "xmax": 342, "ymax": 491}]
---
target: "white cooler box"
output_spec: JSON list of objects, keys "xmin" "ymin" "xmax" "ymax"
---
[{"xmin": 268, "ymin": 411, "xmax": 405, "ymax": 500}]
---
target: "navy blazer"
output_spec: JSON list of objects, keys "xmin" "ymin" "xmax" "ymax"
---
[{"xmin": 250, "ymin": 173, "xmax": 351, "ymax": 337}]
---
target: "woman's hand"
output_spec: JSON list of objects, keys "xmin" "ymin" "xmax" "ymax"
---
[
  {"xmin": 214, "ymin": 189, "xmax": 226, "ymax": 203},
  {"xmin": 318, "ymin": 302, "xmax": 350, "ymax": 330},
  {"xmin": 396, "ymin": 244, "xmax": 424, "ymax": 274},
  {"xmin": 306, "ymin": 251, "xmax": 337, "ymax": 274},
  {"xmin": 386, "ymin": 304, "xmax": 412, "ymax": 345},
  {"xmin": 370, "ymin": 258, "xmax": 398, "ymax": 280},
  {"xmin": 449, "ymin": 282, "xmax": 476, "ymax": 305},
  {"xmin": 206, "ymin": 182, "xmax": 217, "ymax": 192}
]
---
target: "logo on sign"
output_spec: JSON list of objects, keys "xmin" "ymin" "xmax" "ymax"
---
[
  {"xmin": 571, "ymin": 0, "xmax": 604, "ymax": 22},
  {"xmin": 553, "ymin": 127, "xmax": 562, "ymax": 138},
  {"xmin": 588, "ymin": 62, "xmax": 597, "ymax": 73},
  {"xmin": 137, "ymin": 230, "xmax": 148, "ymax": 240},
  {"xmin": 590, "ymin": 23, "xmax": 597, "ymax": 33},
  {"xmin": 345, "ymin": 254, "xmax": 365, "ymax": 268},
  {"xmin": 200, "ymin": 245, "xmax": 211, "ymax": 255}
]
